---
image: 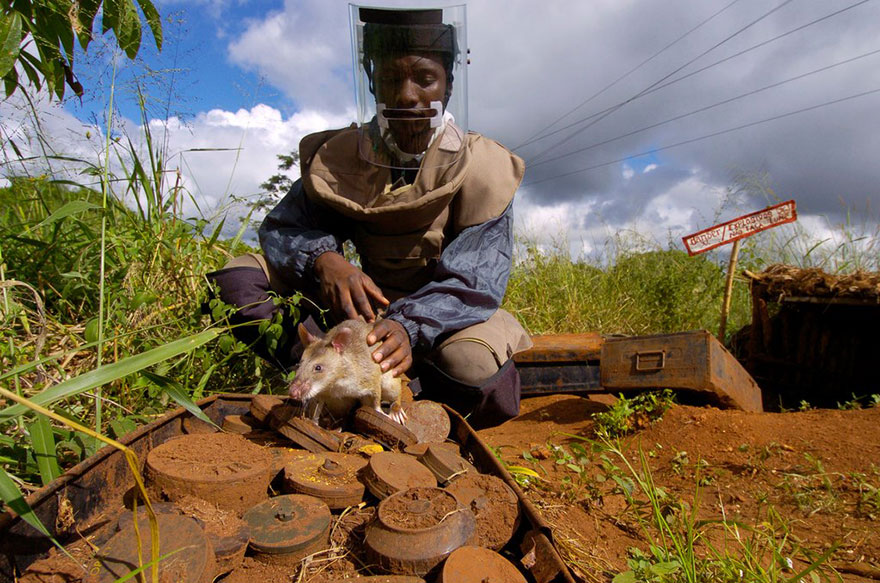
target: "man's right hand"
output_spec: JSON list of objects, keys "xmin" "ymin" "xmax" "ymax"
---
[{"xmin": 313, "ymin": 251, "xmax": 389, "ymax": 322}]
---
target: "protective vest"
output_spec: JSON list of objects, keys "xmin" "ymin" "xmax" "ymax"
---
[{"xmin": 300, "ymin": 123, "xmax": 524, "ymax": 298}]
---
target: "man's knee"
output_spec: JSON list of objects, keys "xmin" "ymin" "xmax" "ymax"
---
[
  {"xmin": 207, "ymin": 254, "xmax": 278, "ymax": 321},
  {"xmin": 431, "ymin": 339, "xmax": 500, "ymax": 385}
]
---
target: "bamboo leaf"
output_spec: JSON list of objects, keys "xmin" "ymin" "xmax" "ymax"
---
[
  {"xmin": 0, "ymin": 466, "xmax": 52, "ymax": 538},
  {"xmin": 140, "ymin": 371, "xmax": 218, "ymax": 428},
  {"xmin": 0, "ymin": 12, "xmax": 22, "ymax": 78},
  {"xmin": 34, "ymin": 200, "xmax": 100, "ymax": 229},
  {"xmin": 0, "ymin": 330, "xmax": 218, "ymax": 422},
  {"xmin": 135, "ymin": 0, "xmax": 162, "ymax": 50},
  {"xmin": 27, "ymin": 415, "xmax": 62, "ymax": 486}
]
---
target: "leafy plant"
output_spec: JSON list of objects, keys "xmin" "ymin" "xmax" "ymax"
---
[
  {"xmin": 592, "ymin": 390, "xmax": 675, "ymax": 438},
  {"xmin": 1, "ymin": 0, "xmax": 163, "ymax": 99}
]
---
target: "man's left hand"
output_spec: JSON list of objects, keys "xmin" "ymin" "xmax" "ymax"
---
[{"xmin": 367, "ymin": 319, "xmax": 412, "ymax": 377}]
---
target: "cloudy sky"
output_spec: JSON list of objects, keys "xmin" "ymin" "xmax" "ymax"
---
[{"xmin": 3, "ymin": 0, "xmax": 879, "ymax": 261}]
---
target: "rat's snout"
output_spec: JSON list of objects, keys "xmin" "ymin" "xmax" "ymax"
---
[{"xmin": 288, "ymin": 378, "xmax": 310, "ymax": 400}]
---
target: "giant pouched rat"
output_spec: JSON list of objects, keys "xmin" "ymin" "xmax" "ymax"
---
[{"xmin": 288, "ymin": 318, "xmax": 406, "ymax": 424}]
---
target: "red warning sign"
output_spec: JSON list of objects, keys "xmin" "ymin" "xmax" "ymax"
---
[{"xmin": 682, "ymin": 200, "xmax": 797, "ymax": 256}]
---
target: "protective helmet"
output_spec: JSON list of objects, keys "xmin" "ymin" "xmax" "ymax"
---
[{"xmin": 350, "ymin": 4, "xmax": 468, "ymax": 169}]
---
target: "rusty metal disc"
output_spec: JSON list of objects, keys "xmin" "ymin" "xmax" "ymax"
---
[
  {"xmin": 145, "ymin": 433, "xmax": 273, "ymax": 514},
  {"xmin": 222, "ymin": 414, "xmax": 259, "ymax": 435},
  {"xmin": 353, "ymin": 407, "xmax": 418, "ymax": 449},
  {"xmin": 250, "ymin": 395, "xmax": 284, "ymax": 424},
  {"xmin": 206, "ymin": 519, "xmax": 250, "ymax": 576},
  {"xmin": 402, "ymin": 401, "xmax": 450, "ymax": 444},
  {"xmin": 364, "ymin": 487, "xmax": 475, "ymax": 576},
  {"xmin": 403, "ymin": 441, "xmax": 460, "ymax": 458},
  {"xmin": 362, "ymin": 452, "xmax": 436, "ymax": 500},
  {"xmin": 267, "ymin": 403, "xmax": 300, "ymax": 431},
  {"xmin": 86, "ymin": 513, "xmax": 215, "ymax": 583},
  {"xmin": 243, "ymin": 494, "xmax": 331, "ymax": 565},
  {"xmin": 277, "ymin": 417, "xmax": 344, "ymax": 453},
  {"xmin": 418, "ymin": 445, "xmax": 478, "ymax": 485},
  {"xmin": 115, "ymin": 502, "xmax": 181, "ymax": 532},
  {"xmin": 182, "ymin": 415, "xmax": 219, "ymax": 434},
  {"xmin": 439, "ymin": 546, "xmax": 527, "ymax": 583},
  {"xmin": 282, "ymin": 452, "xmax": 368, "ymax": 509},
  {"xmin": 446, "ymin": 473, "xmax": 520, "ymax": 551},
  {"xmin": 325, "ymin": 577, "xmax": 425, "ymax": 583}
]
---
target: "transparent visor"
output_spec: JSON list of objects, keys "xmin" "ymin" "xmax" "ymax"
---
[{"xmin": 349, "ymin": 4, "xmax": 468, "ymax": 170}]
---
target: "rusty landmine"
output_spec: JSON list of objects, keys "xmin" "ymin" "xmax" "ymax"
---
[
  {"xmin": 364, "ymin": 487, "xmax": 475, "ymax": 576},
  {"xmin": 325, "ymin": 577, "xmax": 425, "ymax": 582},
  {"xmin": 403, "ymin": 441, "xmax": 461, "ymax": 458},
  {"xmin": 243, "ymin": 494, "xmax": 331, "ymax": 565},
  {"xmin": 362, "ymin": 451, "xmax": 437, "ymax": 500},
  {"xmin": 282, "ymin": 451, "xmax": 368, "ymax": 509},
  {"xmin": 222, "ymin": 413, "xmax": 260, "ymax": 434},
  {"xmin": 145, "ymin": 432, "xmax": 273, "ymax": 514},
  {"xmin": 353, "ymin": 407, "xmax": 419, "ymax": 449},
  {"xmin": 438, "ymin": 545, "xmax": 527, "ymax": 583},
  {"xmin": 115, "ymin": 501, "xmax": 181, "ymax": 531},
  {"xmin": 249, "ymin": 394, "xmax": 284, "ymax": 424},
  {"xmin": 182, "ymin": 415, "xmax": 219, "ymax": 434},
  {"xmin": 418, "ymin": 444, "xmax": 478, "ymax": 485},
  {"xmin": 86, "ymin": 513, "xmax": 215, "ymax": 583},
  {"xmin": 173, "ymin": 495, "xmax": 251, "ymax": 576},
  {"xmin": 401, "ymin": 400, "xmax": 451, "ymax": 444},
  {"xmin": 277, "ymin": 416, "xmax": 344, "ymax": 453},
  {"xmin": 266, "ymin": 403, "xmax": 300, "ymax": 431},
  {"xmin": 445, "ymin": 473, "xmax": 520, "ymax": 551}
]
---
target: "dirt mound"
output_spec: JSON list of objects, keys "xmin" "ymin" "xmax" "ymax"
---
[
  {"xmin": 479, "ymin": 394, "xmax": 880, "ymax": 582},
  {"xmin": 751, "ymin": 264, "xmax": 880, "ymax": 300}
]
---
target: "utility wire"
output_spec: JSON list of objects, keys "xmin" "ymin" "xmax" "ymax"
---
[
  {"xmin": 521, "ymin": 0, "xmax": 874, "ymax": 167},
  {"xmin": 528, "ymin": 47, "xmax": 880, "ymax": 169},
  {"xmin": 521, "ymin": 86, "xmax": 880, "ymax": 188},
  {"xmin": 512, "ymin": 0, "xmax": 744, "ymax": 151},
  {"xmin": 520, "ymin": 0, "xmax": 797, "ymax": 161}
]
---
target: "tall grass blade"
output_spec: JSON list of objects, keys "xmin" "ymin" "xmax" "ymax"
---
[
  {"xmin": 0, "ymin": 466, "xmax": 52, "ymax": 537},
  {"xmin": 139, "ymin": 371, "xmax": 218, "ymax": 428},
  {"xmin": 34, "ymin": 201, "xmax": 100, "ymax": 229},
  {"xmin": 27, "ymin": 415, "xmax": 62, "ymax": 486},
  {"xmin": 0, "ymin": 330, "xmax": 218, "ymax": 421}
]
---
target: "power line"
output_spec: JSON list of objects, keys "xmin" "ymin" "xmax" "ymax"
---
[
  {"xmin": 521, "ymin": 0, "xmax": 797, "ymax": 162},
  {"xmin": 521, "ymin": 86, "xmax": 880, "ymax": 188},
  {"xmin": 528, "ymin": 47, "xmax": 880, "ymax": 169},
  {"xmin": 519, "ymin": 0, "xmax": 873, "ymax": 165},
  {"xmin": 511, "ymin": 0, "xmax": 744, "ymax": 151}
]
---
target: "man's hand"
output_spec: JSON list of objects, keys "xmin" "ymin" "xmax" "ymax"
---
[
  {"xmin": 367, "ymin": 319, "xmax": 412, "ymax": 377},
  {"xmin": 313, "ymin": 252, "xmax": 389, "ymax": 322}
]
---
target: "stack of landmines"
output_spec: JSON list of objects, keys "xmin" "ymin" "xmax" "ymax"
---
[{"xmin": 20, "ymin": 397, "xmax": 526, "ymax": 583}]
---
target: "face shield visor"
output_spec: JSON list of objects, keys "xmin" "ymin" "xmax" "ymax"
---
[{"xmin": 350, "ymin": 5, "xmax": 468, "ymax": 170}]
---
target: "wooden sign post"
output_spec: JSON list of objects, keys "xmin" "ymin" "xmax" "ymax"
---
[{"xmin": 682, "ymin": 200, "xmax": 797, "ymax": 341}]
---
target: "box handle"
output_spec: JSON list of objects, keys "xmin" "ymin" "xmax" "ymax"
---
[{"xmin": 635, "ymin": 350, "xmax": 666, "ymax": 371}]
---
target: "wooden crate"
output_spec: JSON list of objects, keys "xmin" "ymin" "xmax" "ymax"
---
[{"xmin": 600, "ymin": 330, "xmax": 763, "ymax": 412}]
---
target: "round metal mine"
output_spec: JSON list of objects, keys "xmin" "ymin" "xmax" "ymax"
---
[
  {"xmin": 222, "ymin": 414, "xmax": 259, "ymax": 434},
  {"xmin": 446, "ymin": 473, "xmax": 520, "ymax": 551},
  {"xmin": 364, "ymin": 487, "xmax": 475, "ymax": 576},
  {"xmin": 243, "ymin": 494, "xmax": 331, "ymax": 565},
  {"xmin": 354, "ymin": 407, "xmax": 418, "ymax": 449},
  {"xmin": 404, "ymin": 441, "xmax": 460, "ymax": 458},
  {"xmin": 325, "ymin": 577, "xmax": 425, "ymax": 583},
  {"xmin": 362, "ymin": 452, "xmax": 436, "ymax": 500},
  {"xmin": 439, "ymin": 546, "xmax": 527, "ymax": 583},
  {"xmin": 86, "ymin": 513, "xmax": 215, "ymax": 583},
  {"xmin": 418, "ymin": 445, "xmax": 478, "ymax": 484},
  {"xmin": 249, "ymin": 394, "xmax": 283, "ymax": 424},
  {"xmin": 145, "ymin": 432, "xmax": 273, "ymax": 514},
  {"xmin": 402, "ymin": 400, "xmax": 450, "ymax": 443},
  {"xmin": 182, "ymin": 415, "xmax": 218, "ymax": 434},
  {"xmin": 283, "ymin": 452, "xmax": 368, "ymax": 509}
]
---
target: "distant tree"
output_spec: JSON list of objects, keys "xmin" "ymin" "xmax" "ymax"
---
[
  {"xmin": 0, "ymin": 0, "xmax": 163, "ymax": 100},
  {"xmin": 255, "ymin": 150, "xmax": 299, "ymax": 216}
]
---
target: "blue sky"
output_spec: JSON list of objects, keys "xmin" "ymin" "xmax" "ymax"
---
[{"xmin": 4, "ymin": 0, "xmax": 880, "ymax": 263}]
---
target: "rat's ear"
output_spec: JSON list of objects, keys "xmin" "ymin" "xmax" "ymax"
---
[
  {"xmin": 298, "ymin": 323, "xmax": 320, "ymax": 347},
  {"xmin": 331, "ymin": 326, "xmax": 354, "ymax": 354}
]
